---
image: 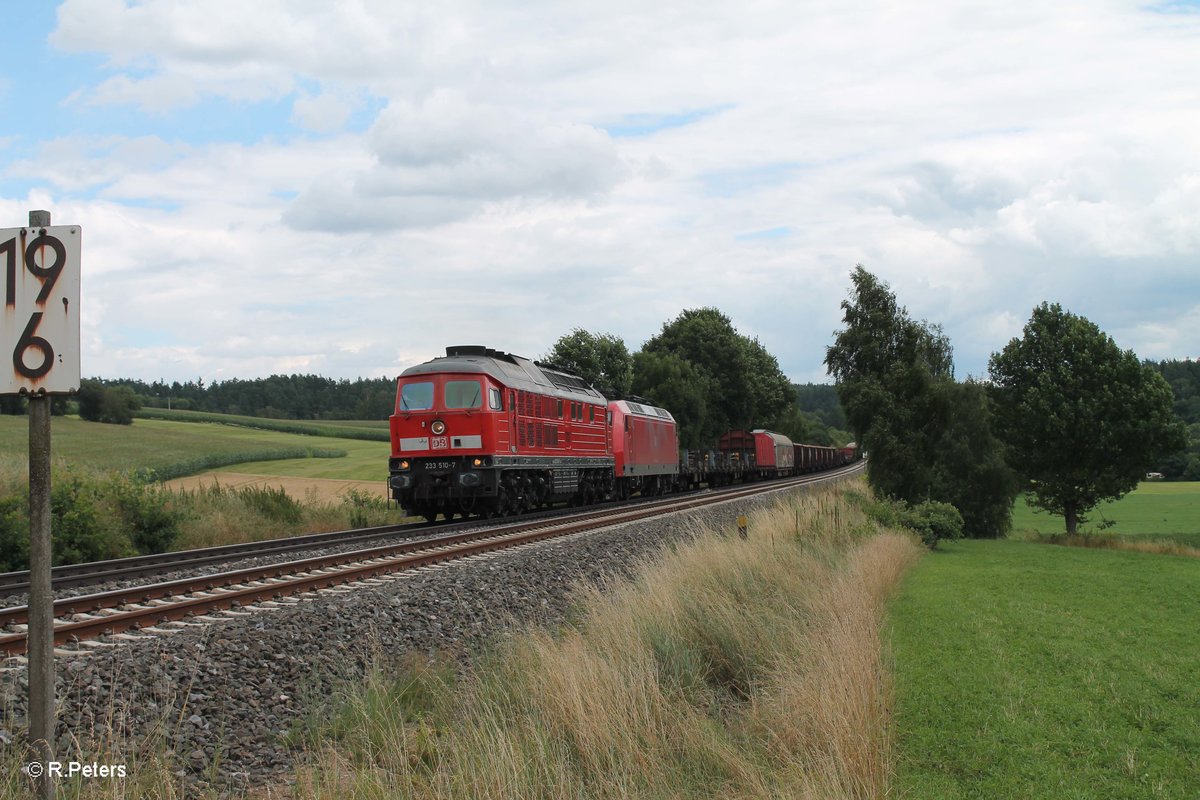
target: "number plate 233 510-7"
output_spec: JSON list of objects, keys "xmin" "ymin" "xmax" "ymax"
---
[{"xmin": 426, "ymin": 461, "xmax": 456, "ymax": 472}]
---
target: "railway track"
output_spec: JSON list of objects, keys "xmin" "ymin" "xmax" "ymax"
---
[
  {"xmin": 0, "ymin": 518, "xmax": 471, "ymax": 596},
  {"xmin": 0, "ymin": 475, "xmax": 764, "ymax": 597},
  {"xmin": 0, "ymin": 462, "xmax": 863, "ymax": 659}
]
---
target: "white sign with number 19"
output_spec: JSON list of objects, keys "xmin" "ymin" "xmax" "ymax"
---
[{"xmin": 1, "ymin": 225, "xmax": 81, "ymax": 395}]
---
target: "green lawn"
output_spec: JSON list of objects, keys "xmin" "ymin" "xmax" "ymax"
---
[
  {"xmin": 891, "ymin": 539, "xmax": 1200, "ymax": 799},
  {"xmin": 134, "ymin": 407, "xmax": 390, "ymax": 440},
  {"xmin": 206, "ymin": 436, "xmax": 388, "ymax": 481},
  {"xmin": 1012, "ymin": 482, "xmax": 1200, "ymax": 547},
  {"xmin": 0, "ymin": 415, "xmax": 386, "ymax": 480}
]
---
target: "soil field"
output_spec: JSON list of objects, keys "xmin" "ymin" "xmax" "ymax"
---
[{"xmin": 167, "ymin": 472, "xmax": 389, "ymax": 504}]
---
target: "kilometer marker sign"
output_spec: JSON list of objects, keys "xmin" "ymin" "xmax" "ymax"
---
[{"xmin": 1, "ymin": 225, "xmax": 81, "ymax": 395}]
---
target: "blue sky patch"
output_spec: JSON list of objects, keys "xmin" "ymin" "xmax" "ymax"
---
[
  {"xmin": 701, "ymin": 162, "xmax": 807, "ymax": 196},
  {"xmin": 602, "ymin": 105, "xmax": 732, "ymax": 138},
  {"xmin": 735, "ymin": 226, "xmax": 793, "ymax": 241},
  {"xmin": 1145, "ymin": 0, "xmax": 1200, "ymax": 12}
]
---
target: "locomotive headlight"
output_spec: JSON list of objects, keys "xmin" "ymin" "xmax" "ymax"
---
[
  {"xmin": 431, "ymin": 420, "xmax": 446, "ymax": 435},
  {"xmin": 473, "ymin": 457, "xmax": 483, "ymax": 467},
  {"xmin": 399, "ymin": 459, "xmax": 410, "ymax": 470}
]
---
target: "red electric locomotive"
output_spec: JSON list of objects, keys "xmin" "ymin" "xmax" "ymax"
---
[
  {"xmin": 389, "ymin": 346, "xmax": 613, "ymax": 520},
  {"xmin": 608, "ymin": 399, "xmax": 679, "ymax": 498}
]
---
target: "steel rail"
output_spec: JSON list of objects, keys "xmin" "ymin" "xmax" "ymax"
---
[
  {"xmin": 0, "ymin": 520, "xmax": 442, "ymax": 595},
  {"xmin": 0, "ymin": 462, "xmax": 863, "ymax": 657}
]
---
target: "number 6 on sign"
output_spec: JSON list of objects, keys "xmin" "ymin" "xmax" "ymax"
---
[{"xmin": 1, "ymin": 225, "xmax": 81, "ymax": 395}]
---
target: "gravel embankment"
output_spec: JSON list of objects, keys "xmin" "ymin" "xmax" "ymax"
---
[{"xmin": 0, "ymin": 484, "xmax": 810, "ymax": 796}]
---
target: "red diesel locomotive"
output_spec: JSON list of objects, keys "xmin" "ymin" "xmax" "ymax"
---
[{"xmin": 389, "ymin": 346, "xmax": 679, "ymax": 520}]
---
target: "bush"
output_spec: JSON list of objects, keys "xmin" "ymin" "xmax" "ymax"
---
[
  {"xmin": 906, "ymin": 500, "xmax": 965, "ymax": 548},
  {"xmin": 862, "ymin": 496, "xmax": 964, "ymax": 549},
  {"xmin": 0, "ymin": 496, "xmax": 29, "ymax": 572},
  {"xmin": 113, "ymin": 476, "xmax": 183, "ymax": 554},
  {"xmin": 236, "ymin": 485, "xmax": 304, "ymax": 524},
  {"xmin": 78, "ymin": 380, "xmax": 140, "ymax": 425},
  {"xmin": 51, "ymin": 478, "xmax": 137, "ymax": 565},
  {"xmin": 343, "ymin": 489, "xmax": 389, "ymax": 529},
  {"xmin": 0, "ymin": 470, "xmax": 186, "ymax": 570}
]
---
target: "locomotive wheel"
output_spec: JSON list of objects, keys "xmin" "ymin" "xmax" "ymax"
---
[{"xmin": 458, "ymin": 495, "xmax": 478, "ymax": 518}]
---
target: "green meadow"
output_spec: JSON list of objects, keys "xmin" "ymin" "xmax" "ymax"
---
[
  {"xmin": 0, "ymin": 414, "xmax": 388, "ymax": 481},
  {"xmin": 135, "ymin": 407, "xmax": 390, "ymax": 440},
  {"xmin": 1012, "ymin": 482, "xmax": 1200, "ymax": 547},
  {"xmin": 204, "ymin": 437, "xmax": 388, "ymax": 481},
  {"xmin": 891, "ymin": 539, "xmax": 1200, "ymax": 799}
]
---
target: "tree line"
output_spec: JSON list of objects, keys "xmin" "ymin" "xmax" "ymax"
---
[
  {"xmin": 827, "ymin": 265, "xmax": 1186, "ymax": 539},
  {"xmin": 0, "ymin": 375, "xmax": 398, "ymax": 421},
  {"xmin": 542, "ymin": 309, "xmax": 849, "ymax": 449},
  {"xmin": 1148, "ymin": 359, "xmax": 1200, "ymax": 480}
]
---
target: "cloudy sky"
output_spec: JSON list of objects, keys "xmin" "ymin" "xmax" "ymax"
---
[{"xmin": 2, "ymin": 1, "xmax": 1198, "ymax": 387}]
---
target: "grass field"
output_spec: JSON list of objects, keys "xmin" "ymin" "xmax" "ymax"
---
[
  {"xmin": 1012, "ymin": 482, "xmax": 1200, "ymax": 547},
  {"xmin": 134, "ymin": 407, "xmax": 390, "ymax": 440},
  {"xmin": 0, "ymin": 415, "xmax": 382, "ymax": 480},
  {"xmin": 205, "ymin": 437, "xmax": 388, "ymax": 481},
  {"xmin": 890, "ymin": 539, "xmax": 1200, "ymax": 799}
]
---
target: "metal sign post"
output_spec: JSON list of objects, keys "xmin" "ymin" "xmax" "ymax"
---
[{"xmin": 3, "ymin": 210, "xmax": 82, "ymax": 800}]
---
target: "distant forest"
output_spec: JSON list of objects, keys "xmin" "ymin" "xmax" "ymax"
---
[
  {"xmin": 1152, "ymin": 359, "xmax": 1200, "ymax": 425},
  {"xmin": 0, "ymin": 373, "xmax": 849, "ymax": 430},
  {"xmin": 1150, "ymin": 359, "xmax": 1200, "ymax": 480},
  {"xmin": 87, "ymin": 375, "xmax": 397, "ymax": 420}
]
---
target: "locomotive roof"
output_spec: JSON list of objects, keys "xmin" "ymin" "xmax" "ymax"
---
[
  {"xmin": 611, "ymin": 398, "xmax": 676, "ymax": 422},
  {"xmin": 400, "ymin": 346, "xmax": 607, "ymax": 404}
]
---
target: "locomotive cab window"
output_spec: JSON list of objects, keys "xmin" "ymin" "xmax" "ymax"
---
[
  {"xmin": 489, "ymin": 387, "xmax": 503, "ymax": 410},
  {"xmin": 399, "ymin": 382, "xmax": 434, "ymax": 411},
  {"xmin": 445, "ymin": 380, "xmax": 482, "ymax": 409}
]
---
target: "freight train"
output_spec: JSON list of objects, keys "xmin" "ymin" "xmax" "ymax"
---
[{"xmin": 388, "ymin": 346, "xmax": 855, "ymax": 521}]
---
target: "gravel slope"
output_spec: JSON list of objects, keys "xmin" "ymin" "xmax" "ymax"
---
[{"xmin": 0, "ymin": 483, "xmax": 816, "ymax": 796}]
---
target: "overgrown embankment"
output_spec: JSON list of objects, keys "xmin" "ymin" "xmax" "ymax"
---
[
  {"xmin": 0, "ymin": 458, "xmax": 399, "ymax": 572},
  {"xmin": 291, "ymin": 484, "xmax": 923, "ymax": 799}
]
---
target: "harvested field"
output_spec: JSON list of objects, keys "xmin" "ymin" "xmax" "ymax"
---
[{"xmin": 166, "ymin": 472, "xmax": 388, "ymax": 504}]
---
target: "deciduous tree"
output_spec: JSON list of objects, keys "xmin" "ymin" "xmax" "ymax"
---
[
  {"xmin": 988, "ymin": 303, "xmax": 1187, "ymax": 533},
  {"xmin": 640, "ymin": 308, "xmax": 793, "ymax": 436},
  {"xmin": 630, "ymin": 350, "xmax": 710, "ymax": 448},
  {"xmin": 826, "ymin": 266, "xmax": 1017, "ymax": 537},
  {"xmin": 544, "ymin": 329, "xmax": 633, "ymax": 398}
]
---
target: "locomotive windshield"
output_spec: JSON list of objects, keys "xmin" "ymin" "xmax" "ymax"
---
[
  {"xmin": 445, "ymin": 380, "xmax": 482, "ymax": 409},
  {"xmin": 399, "ymin": 382, "xmax": 434, "ymax": 411}
]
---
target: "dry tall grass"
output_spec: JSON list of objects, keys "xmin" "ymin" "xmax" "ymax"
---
[
  {"xmin": 1033, "ymin": 532, "xmax": 1200, "ymax": 559},
  {"xmin": 294, "ymin": 483, "xmax": 923, "ymax": 800}
]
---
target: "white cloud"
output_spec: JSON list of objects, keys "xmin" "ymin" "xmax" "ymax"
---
[
  {"xmin": 285, "ymin": 92, "xmax": 624, "ymax": 231},
  {"xmin": 291, "ymin": 88, "xmax": 356, "ymax": 133},
  {"xmin": 14, "ymin": 0, "xmax": 1200, "ymax": 386}
]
